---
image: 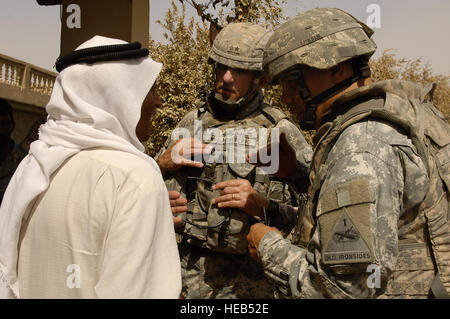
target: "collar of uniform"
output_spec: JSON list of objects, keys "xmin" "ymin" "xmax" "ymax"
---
[
  {"xmin": 206, "ymin": 90, "xmax": 263, "ymax": 120},
  {"xmin": 313, "ymin": 121, "xmax": 333, "ymax": 146},
  {"xmin": 314, "ymin": 82, "xmax": 387, "ymax": 146},
  {"xmin": 321, "ymin": 81, "xmax": 388, "ymax": 125}
]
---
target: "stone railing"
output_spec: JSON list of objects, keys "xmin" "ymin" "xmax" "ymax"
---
[
  {"xmin": 0, "ymin": 53, "xmax": 57, "ymax": 96},
  {"xmin": 0, "ymin": 53, "xmax": 57, "ymax": 109},
  {"xmin": 0, "ymin": 54, "xmax": 25, "ymax": 87}
]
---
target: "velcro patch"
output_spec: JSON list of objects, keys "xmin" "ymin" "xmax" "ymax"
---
[{"xmin": 318, "ymin": 179, "xmax": 375, "ymax": 265}]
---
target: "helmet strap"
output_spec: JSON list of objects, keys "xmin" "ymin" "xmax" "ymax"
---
[
  {"xmin": 212, "ymin": 87, "xmax": 259, "ymax": 116},
  {"xmin": 288, "ymin": 59, "xmax": 371, "ymax": 130},
  {"xmin": 212, "ymin": 69, "xmax": 261, "ymax": 114}
]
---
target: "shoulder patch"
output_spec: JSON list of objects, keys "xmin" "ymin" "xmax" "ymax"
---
[
  {"xmin": 322, "ymin": 211, "xmax": 372, "ymax": 264},
  {"xmin": 318, "ymin": 179, "xmax": 375, "ymax": 266}
]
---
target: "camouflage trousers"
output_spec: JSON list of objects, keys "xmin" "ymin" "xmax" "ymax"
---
[{"xmin": 178, "ymin": 241, "xmax": 275, "ymax": 299}]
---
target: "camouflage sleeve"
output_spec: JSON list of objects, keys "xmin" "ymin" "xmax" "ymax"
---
[
  {"xmin": 263, "ymin": 119, "xmax": 312, "ymax": 230},
  {"xmin": 275, "ymin": 118, "xmax": 313, "ymax": 166},
  {"xmin": 261, "ymin": 119, "xmax": 312, "ymax": 230},
  {"xmin": 257, "ymin": 120, "xmax": 429, "ymax": 298},
  {"xmin": 275, "ymin": 119, "xmax": 312, "ymax": 193},
  {"xmin": 258, "ymin": 231, "xmax": 325, "ymax": 298}
]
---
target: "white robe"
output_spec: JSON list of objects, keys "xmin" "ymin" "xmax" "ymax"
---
[{"xmin": 18, "ymin": 148, "xmax": 181, "ymax": 298}]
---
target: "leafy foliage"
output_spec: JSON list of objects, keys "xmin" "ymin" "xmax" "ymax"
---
[
  {"xmin": 146, "ymin": 2, "xmax": 212, "ymax": 155},
  {"xmin": 370, "ymin": 50, "xmax": 450, "ymax": 119},
  {"xmin": 177, "ymin": 0, "xmax": 287, "ymax": 28}
]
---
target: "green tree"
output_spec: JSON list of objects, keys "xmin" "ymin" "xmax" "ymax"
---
[
  {"xmin": 178, "ymin": 0, "xmax": 287, "ymax": 28},
  {"xmin": 146, "ymin": 2, "xmax": 211, "ymax": 156}
]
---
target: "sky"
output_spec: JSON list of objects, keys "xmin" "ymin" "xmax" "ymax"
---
[{"xmin": 0, "ymin": 0, "xmax": 449, "ymax": 75}]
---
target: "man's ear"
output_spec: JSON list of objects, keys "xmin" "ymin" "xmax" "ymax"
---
[{"xmin": 257, "ymin": 76, "xmax": 267, "ymax": 90}]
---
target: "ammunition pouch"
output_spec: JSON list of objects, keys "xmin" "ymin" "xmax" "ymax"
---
[
  {"xmin": 183, "ymin": 162, "xmax": 261, "ymax": 254},
  {"xmin": 167, "ymin": 160, "xmax": 293, "ymax": 254}
]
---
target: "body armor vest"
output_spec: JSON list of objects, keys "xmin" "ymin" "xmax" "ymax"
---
[
  {"xmin": 166, "ymin": 100, "xmax": 294, "ymax": 255},
  {"xmin": 292, "ymin": 80, "xmax": 450, "ymax": 298}
]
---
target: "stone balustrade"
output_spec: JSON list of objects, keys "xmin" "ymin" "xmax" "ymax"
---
[
  {"xmin": 0, "ymin": 53, "xmax": 57, "ymax": 109},
  {"xmin": 0, "ymin": 53, "xmax": 56, "ymax": 96},
  {"xmin": 30, "ymin": 68, "xmax": 56, "ymax": 95},
  {"xmin": 0, "ymin": 55, "xmax": 26, "ymax": 87}
]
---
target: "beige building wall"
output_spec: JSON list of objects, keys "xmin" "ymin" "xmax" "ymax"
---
[{"xmin": 60, "ymin": 0, "xmax": 149, "ymax": 55}]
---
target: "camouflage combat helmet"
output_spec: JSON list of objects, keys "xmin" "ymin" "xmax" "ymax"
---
[
  {"xmin": 209, "ymin": 22, "xmax": 270, "ymax": 72},
  {"xmin": 263, "ymin": 8, "xmax": 377, "ymax": 130},
  {"xmin": 263, "ymin": 8, "xmax": 377, "ymax": 83}
]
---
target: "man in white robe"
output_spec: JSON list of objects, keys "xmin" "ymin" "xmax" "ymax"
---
[{"xmin": 0, "ymin": 36, "xmax": 182, "ymax": 299}]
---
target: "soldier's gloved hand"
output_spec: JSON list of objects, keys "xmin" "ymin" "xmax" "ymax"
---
[
  {"xmin": 168, "ymin": 190, "xmax": 187, "ymax": 227},
  {"xmin": 247, "ymin": 132, "xmax": 298, "ymax": 179},
  {"xmin": 157, "ymin": 138, "xmax": 213, "ymax": 176},
  {"xmin": 247, "ymin": 223, "xmax": 281, "ymax": 261},
  {"xmin": 211, "ymin": 179, "xmax": 269, "ymax": 219}
]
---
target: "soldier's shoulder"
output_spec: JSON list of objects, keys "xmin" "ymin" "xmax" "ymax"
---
[
  {"xmin": 330, "ymin": 119, "xmax": 416, "ymax": 167},
  {"xmin": 342, "ymin": 118, "xmax": 413, "ymax": 147},
  {"xmin": 257, "ymin": 104, "xmax": 291, "ymax": 126},
  {"xmin": 262, "ymin": 104, "xmax": 288, "ymax": 119},
  {"xmin": 177, "ymin": 108, "xmax": 201, "ymax": 128}
]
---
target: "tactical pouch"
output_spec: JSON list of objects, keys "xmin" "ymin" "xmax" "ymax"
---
[
  {"xmin": 183, "ymin": 174, "xmax": 211, "ymax": 244},
  {"xmin": 210, "ymin": 162, "xmax": 256, "ymax": 254},
  {"xmin": 423, "ymin": 143, "xmax": 450, "ymax": 297},
  {"xmin": 180, "ymin": 162, "xmax": 258, "ymax": 254}
]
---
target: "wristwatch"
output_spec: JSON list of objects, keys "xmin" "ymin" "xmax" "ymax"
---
[{"xmin": 263, "ymin": 200, "xmax": 279, "ymax": 225}]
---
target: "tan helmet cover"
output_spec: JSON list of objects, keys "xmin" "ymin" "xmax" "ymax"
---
[
  {"xmin": 209, "ymin": 22, "xmax": 271, "ymax": 72},
  {"xmin": 263, "ymin": 8, "xmax": 377, "ymax": 83}
]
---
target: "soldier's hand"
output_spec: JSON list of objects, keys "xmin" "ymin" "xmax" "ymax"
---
[
  {"xmin": 247, "ymin": 132, "xmax": 298, "ymax": 179},
  {"xmin": 157, "ymin": 138, "xmax": 212, "ymax": 176},
  {"xmin": 169, "ymin": 190, "xmax": 187, "ymax": 226},
  {"xmin": 211, "ymin": 179, "xmax": 269, "ymax": 219},
  {"xmin": 247, "ymin": 223, "xmax": 281, "ymax": 260}
]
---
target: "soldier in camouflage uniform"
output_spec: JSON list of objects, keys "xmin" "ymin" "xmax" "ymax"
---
[
  {"xmin": 156, "ymin": 22, "xmax": 313, "ymax": 298},
  {"xmin": 247, "ymin": 8, "xmax": 450, "ymax": 299}
]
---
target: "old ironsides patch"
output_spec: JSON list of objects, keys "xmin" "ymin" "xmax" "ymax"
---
[
  {"xmin": 318, "ymin": 179, "xmax": 375, "ymax": 265},
  {"xmin": 323, "ymin": 211, "xmax": 371, "ymax": 263}
]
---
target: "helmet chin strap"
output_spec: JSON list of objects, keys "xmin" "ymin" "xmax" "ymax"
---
[
  {"xmin": 213, "ymin": 77, "xmax": 260, "ymax": 113},
  {"xmin": 287, "ymin": 59, "xmax": 371, "ymax": 130}
]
